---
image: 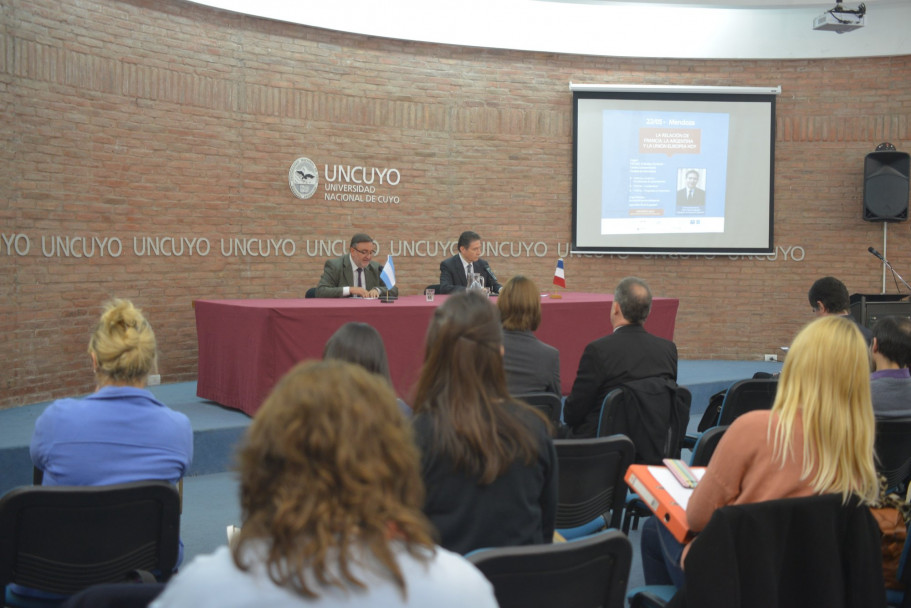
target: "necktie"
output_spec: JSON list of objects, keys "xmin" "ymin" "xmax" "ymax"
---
[
  {"xmin": 356, "ymin": 267, "xmax": 363, "ymax": 288},
  {"xmin": 466, "ymin": 263, "xmax": 473, "ymax": 281},
  {"xmin": 688, "ymin": 190, "xmax": 693, "ymax": 200}
]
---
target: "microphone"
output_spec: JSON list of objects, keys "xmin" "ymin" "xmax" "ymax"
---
[
  {"xmin": 868, "ymin": 246, "xmax": 886, "ymax": 262},
  {"xmin": 483, "ymin": 262, "xmax": 498, "ymax": 283}
]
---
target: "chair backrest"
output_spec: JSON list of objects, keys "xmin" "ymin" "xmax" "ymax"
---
[
  {"xmin": 597, "ymin": 378, "xmax": 691, "ymax": 465},
  {"xmin": 716, "ymin": 378, "xmax": 777, "ymax": 426},
  {"xmin": 516, "ymin": 392, "xmax": 562, "ymax": 426},
  {"xmin": 0, "ymin": 481, "xmax": 181, "ymax": 595},
  {"xmin": 467, "ymin": 529, "xmax": 632, "ymax": 608},
  {"xmin": 875, "ymin": 417, "xmax": 911, "ymax": 491},
  {"xmin": 690, "ymin": 425, "xmax": 729, "ymax": 467},
  {"xmin": 681, "ymin": 494, "xmax": 885, "ymax": 608},
  {"xmin": 553, "ymin": 435, "xmax": 635, "ymax": 530},
  {"xmin": 305, "ymin": 287, "xmax": 317, "ymax": 298}
]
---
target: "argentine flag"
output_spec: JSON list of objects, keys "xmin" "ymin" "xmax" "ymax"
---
[{"xmin": 381, "ymin": 255, "xmax": 396, "ymax": 289}]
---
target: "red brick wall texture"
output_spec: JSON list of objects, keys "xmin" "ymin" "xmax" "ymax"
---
[{"xmin": 3, "ymin": 0, "xmax": 911, "ymax": 408}]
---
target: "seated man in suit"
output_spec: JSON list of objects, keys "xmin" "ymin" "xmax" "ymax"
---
[
  {"xmin": 439, "ymin": 230, "xmax": 502, "ymax": 295},
  {"xmin": 563, "ymin": 276, "xmax": 678, "ymax": 438},
  {"xmin": 870, "ymin": 315, "xmax": 911, "ymax": 418},
  {"xmin": 808, "ymin": 276, "xmax": 872, "ymax": 344},
  {"xmin": 315, "ymin": 233, "xmax": 398, "ymax": 298}
]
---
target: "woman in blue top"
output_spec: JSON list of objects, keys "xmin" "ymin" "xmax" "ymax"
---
[
  {"xmin": 13, "ymin": 299, "xmax": 194, "ymax": 604},
  {"xmin": 31, "ymin": 298, "xmax": 193, "ymax": 486}
]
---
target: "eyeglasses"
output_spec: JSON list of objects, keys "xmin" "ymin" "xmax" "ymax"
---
[{"xmin": 352, "ymin": 247, "xmax": 376, "ymax": 257}]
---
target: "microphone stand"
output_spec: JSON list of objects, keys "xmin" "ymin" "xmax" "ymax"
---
[{"xmin": 878, "ymin": 252, "xmax": 911, "ymax": 292}]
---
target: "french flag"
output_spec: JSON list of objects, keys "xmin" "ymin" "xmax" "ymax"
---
[{"xmin": 553, "ymin": 258, "xmax": 566, "ymax": 288}]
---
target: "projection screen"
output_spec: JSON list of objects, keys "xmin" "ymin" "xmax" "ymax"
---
[{"xmin": 572, "ymin": 84, "xmax": 779, "ymax": 255}]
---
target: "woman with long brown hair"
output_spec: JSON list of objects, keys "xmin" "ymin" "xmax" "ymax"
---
[{"xmin": 411, "ymin": 290, "xmax": 557, "ymax": 554}]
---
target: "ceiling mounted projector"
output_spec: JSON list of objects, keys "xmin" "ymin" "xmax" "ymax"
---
[{"xmin": 814, "ymin": 1, "xmax": 866, "ymax": 33}]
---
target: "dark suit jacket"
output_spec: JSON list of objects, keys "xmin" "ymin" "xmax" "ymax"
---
[
  {"xmin": 439, "ymin": 254, "xmax": 502, "ymax": 294},
  {"xmin": 315, "ymin": 255, "xmax": 398, "ymax": 298},
  {"xmin": 502, "ymin": 329, "xmax": 561, "ymax": 397},
  {"xmin": 676, "ymin": 494, "xmax": 885, "ymax": 608},
  {"xmin": 563, "ymin": 324, "xmax": 677, "ymax": 438},
  {"xmin": 676, "ymin": 187, "xmax": 706, "ymax": 208}
]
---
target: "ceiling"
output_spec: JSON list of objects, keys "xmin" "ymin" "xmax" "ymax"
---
[{"xmin": 185, "ymin": 0, "xmax": 911, "ymax": 59}]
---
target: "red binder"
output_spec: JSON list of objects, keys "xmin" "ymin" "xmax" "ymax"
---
[{"xmin": 624, "ymin": 463, "xmax": 706, "ymax": 543}]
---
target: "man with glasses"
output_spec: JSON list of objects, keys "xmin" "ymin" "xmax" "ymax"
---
[{"xmin": 315, "ymin": 233, "xmax": 398, "ymax": 298}]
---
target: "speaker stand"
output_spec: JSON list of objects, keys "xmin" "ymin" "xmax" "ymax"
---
[{"xmin": 881, "ymin": 222, "xmax": 888, "ymax": 293}]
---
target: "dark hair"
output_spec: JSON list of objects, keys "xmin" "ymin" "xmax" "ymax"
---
[
  {"xmin": 497, "ymin": 275, "xmax": 541, "ymax": 331},
  {"xmin": 349, "ymin": 233, "xmax": 374, "ymax": 248},
  {"xmin": 234, "ymin": 360, "xmax": 434, "ymax": 599},
  {"xmin": 323, "ymin": 322, "xmax": 392, "ymax": 383},
  {"xmin": 686, "ymin": 169, "xmax": 700, "ymax": 179},
  {"xmin": 412, "ymin": 291, "xmax": 545, "ymax": 484},
  {"xmin": 614, "ymin": 276, "xmax": 652, "ymax": 325},
  {"xmin": 808, "ymin": 276, "xmax": 850, "ymax": 314},
  {"xmin": 457, "ymin": 230, "xmax": 481, "ymax": 251},
  {"xmin": 873, "ymin": 316, "xmax": 911, "ymax": 368}
]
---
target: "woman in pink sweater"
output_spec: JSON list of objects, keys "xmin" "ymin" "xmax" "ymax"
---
[{"xmin": 641, "ymin": 315, "xmax": 880, "ymax": 587}]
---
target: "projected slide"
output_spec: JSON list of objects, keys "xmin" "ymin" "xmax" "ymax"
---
[
  {"xmin": 601, "ymin": 111, "xmax": 729, "ymax": 235},
  {"xmin": 572, "ymin": 88, "xmax": 776, "ymax": 255}
]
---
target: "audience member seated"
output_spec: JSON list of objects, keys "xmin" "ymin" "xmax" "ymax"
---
[
  {"xmin": 641, "ymin": 315, "xmax": 880, "ymax": 588},
  {"xmin": 808, "ymin": 275, "xmax": 872, "ymax": 344},
  {"xmin": 563, "ymin": 276, "xmax": 677, "ymax": 438},
  {"xmin": 31, "ymin": 299, "xmax": 193, "ymax": 487},
  {"xmin": 323, "ymin": 321, "xmax": 411, "ymax": 416},
  {"xmin": 151, "ymin": 360, "xmax": 498, "ymax": 608},
  {"xmin": 411, "ymin": 291, "xmax": 557, "ymax": 554},
  {"xmin": 870, "ymin": 316, "xmax": 911, "ymax": 418},
  {"xmin": 496, "ymin": 275, "xmax": 561, "ymax": 397},
  {"xmin": 16, "ymin": 299, "xmax": 193, "ymax": 604}
]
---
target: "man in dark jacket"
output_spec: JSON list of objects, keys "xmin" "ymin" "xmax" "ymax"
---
[{"xmin": 563, "ymin": 276, "xmax": 678, "ymax": 438}]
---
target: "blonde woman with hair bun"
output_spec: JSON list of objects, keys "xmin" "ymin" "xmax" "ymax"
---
[
  {"xmin": 31, "ymin": 297, "xmax": 192, "ymax": 486},
  {"xmin": 641, "ymin": 315, "xmax": 879, "ymax": 588},
  {"xmin": 17, "ymin": 300, "xmax": 194, "ymax": 601}
]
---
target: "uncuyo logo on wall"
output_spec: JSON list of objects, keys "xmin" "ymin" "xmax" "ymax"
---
[{"xmin": 289, "ymin": 157, "xmax": 319, "ymax": 199}]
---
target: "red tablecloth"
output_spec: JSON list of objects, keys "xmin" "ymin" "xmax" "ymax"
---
[{"xmin": 195, "ymin": 293, "xmax": 679, "ymax": 416}]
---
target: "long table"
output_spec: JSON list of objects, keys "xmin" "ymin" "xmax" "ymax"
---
[{"xmin": 195, "ymin": 293, "xmax": 679, "ymax": 416}]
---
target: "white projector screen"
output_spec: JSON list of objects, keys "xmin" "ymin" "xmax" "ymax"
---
[{"xmin": 572, "ymin": 86, "xmax": 777, "ymax": 255}]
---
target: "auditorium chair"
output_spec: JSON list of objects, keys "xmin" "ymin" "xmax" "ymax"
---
[
  {"xmin": 552, "ymin": 435, "xmax": 634, "ymax": 540},
  {"xmin": 628, "ymin": 494, "xmax": 886, "ymax": 608},
  {"xmin": 0, "ymin": 481, "xmax": 181, "ymax": 607},
  {"xmin": 515, "ymin": 391, "xmax": 563, "ymax": 427},
  {"xmin": 594, "ymin": 379, "xmax": 691, "ymax": 534},
  {"xmin": 684, "ymin": 378, "xmax": 777, "ymax": 449},
  {"xmin": 467, "ymin": 530, "xmax": 632, "ymax": 608},
  {"xmin": 875, "ymin": 416, "xmax": 911, "ymax": 494}
]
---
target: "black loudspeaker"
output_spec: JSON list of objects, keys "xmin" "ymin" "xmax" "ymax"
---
[{"xmin": 863, "ymin": 151, "xmax": 910, "ymax": 222}]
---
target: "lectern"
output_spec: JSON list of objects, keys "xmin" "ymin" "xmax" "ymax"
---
[{"xmin": 850, "ymin": 293, "xmax": 911, "ymax": 329}]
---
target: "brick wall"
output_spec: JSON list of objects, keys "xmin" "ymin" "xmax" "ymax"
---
[{"xmin": 2, "ymin": 0, "xmax": 910, "ymax": 408}]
